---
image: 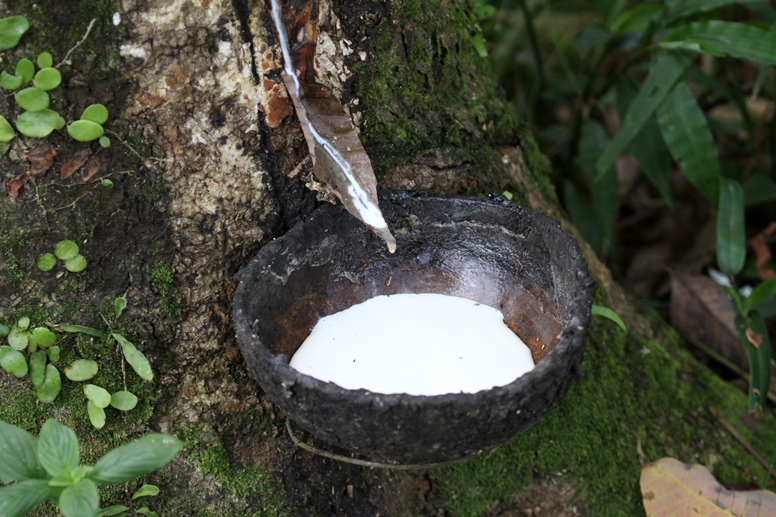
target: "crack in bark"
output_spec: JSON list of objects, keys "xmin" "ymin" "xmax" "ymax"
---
[{"xmin": 231, "ymin": 0, "xmax": 260, "ymax": 84}]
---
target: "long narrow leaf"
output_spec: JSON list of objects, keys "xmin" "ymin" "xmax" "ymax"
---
[
  {"xmin": 745, "ymin": 277, "xmax": 776, "ymax": 313},
  {"xmin": 615, "ymin": 77, "xmax": 675, "ymax": 209},
  {"xmin": 596, "ymin": 52, "xmax": 693, "ymax": 177},
  {"xmin": 665, "ymin": 0, "xmax": 768, "ymax": 21},
  {"xmin": 736, "ymin": 312, "xmax": 772, "ymax": 413},
  {"xmin": 59, "ymin": 324, "xmax": 105, "ymax": 338},
  {"xmin": 666, "ymin": 21, "xmax": 776, "ymax": 65},
  {"xmin": 579, "ymin": 120, "xmax": 618, "ymax": 254},
  {"xmin": 656, "ymin": 80, "xmax": 721, "ymax": 205},
  {"xmin": 716, "ymin": 178, "xmax": 746, "ymax": 277}
]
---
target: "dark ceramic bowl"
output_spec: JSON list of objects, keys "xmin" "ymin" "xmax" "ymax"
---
[{"xmin": 233, "ymin": 192, "xmax": 595, "ymax": 465}]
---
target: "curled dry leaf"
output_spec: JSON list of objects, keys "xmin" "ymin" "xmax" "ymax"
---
[
  {"xmin": 669, "ymin": 272, "xmax": 748, "ymax": 370},
  {"xmin": 6, "ymin": 172, "xmax": 28, "ymax": 199},
  {"xmin": 81, "ymin": 155, "xmax": 102, "ymax": 182},
  {"xmin": 271, "ymin": 0, "xmax": 396, "ymax": 253},
  {"xmin": 26, "ymin": 141, "xmax": 57, "ymax": 177},
  {"xmin": 641, "ymin": 455, "xmax": 776, "ymax": 516},
  {"xmin": 59, "ymin": 148, "xmax": 90, "ymax": 179},
  {"xmin": 746, "ymin": 328, "xmax": 764, "ymax": 348},
  {"xmin": 750, "ymin": 222, "xmax": 776, "ymax": 281}
]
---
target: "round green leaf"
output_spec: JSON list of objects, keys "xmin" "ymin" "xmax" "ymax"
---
[
  {"xmin": 37, "ymin": 52, "xmax": 53, "ymax": 69},
  {"xmin": 0, "ymin": 16, "xmax": 30, "ymax": 51},
  {"xmin": 81, "ymin": 104, "xmax": 109, "ymax": 125},
  {"xmin": 83, "ymin": 384, "xmax": 111, "ymax": 408},
  {"xmin": 47, "ymin": 345, "xmax": 60, "ymax": 363},
  {"xmin": 87, "ymin": 401, "xmax": 106, "ymax": 429},
  {"xmin": 36, "ymin": 364, "xmax": 62, "ymax": 403},
  {"xmin": 37, "ymin": 253, "xmax": 57, "ymax": 271},
  {"xmin": 15, "ymin": 58, "xmax": 34, "ymax": 84},
  {"xmin": 7, "ymin": 329, "xmax": 28, "ymax": 351},
  {"xmin": 29, "ymin": 350, "xmax": 47, "ymax": 388},
  {"xmin": 15, "ymin": 87, "xmax": 49, "ymax": 112},
  {"xmin": 0, "ymin": 115, "xmax": 14, "ymax": 142},
  {"xmin": 65, "ymin": 255, "xmax": 87, "ymax": 273},
  {"xmin": 55, "ymin": 240, "xmax": 79, "ymax": 260},
  {"xmin": 67, "ymin": 120, "xmax": 104, "ymax": 142},
  {"xmin": 0, "ymin": 346, "xmax": 28, "ymax": 377},
  {"xmin": 0, "ymin": 324, "xmax": 8, "ymax": 338},
  {"xmin": 110, "ymin": 391, "xmax": 138, "ymax": 411},
  {"xmin": 17, "ymin": 317, "xmax": 30, "ymax": 331},
  {"xmin": 32, "ymin": 68, "xmax": 61, "ymax": 91},
  {"xmin": 99, "ymin": 136, "xmax": 111, "ymax": 148},
  {"xmin": 101, "ymin": 179, "xmax": 113, "ymax": 188},
  {"xmin": 16, "ymin": 109, "xmax": 61, "ymax": 138},
  {"xmin": 64, "ymin": 359, "xmax": 98, "ymax": 381},
  {"xmin": 32, "ymin": 327, "xmax": 56, "ymax": 348},
  {"xmin": 54, "ymin": 116, "xmax": 66, "ymax": 131},
  {"xmin": 27, "ymin": 335, "xmax": 38, "ymax": 353},
  {"xmin": 0, "ymin": 71, "xmax": 22, "ymax": 90}
]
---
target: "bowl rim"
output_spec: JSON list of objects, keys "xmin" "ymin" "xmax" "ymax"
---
[{"xmin": 233, "ymin": 191, "xmax": 596, "ymax": 409}]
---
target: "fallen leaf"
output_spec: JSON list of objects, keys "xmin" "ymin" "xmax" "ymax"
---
[
  {"xmin": 81, "ymin": 155, "xmax": 102, "ymax": 182},
  {"xmin": 26, "ymin": 141, "xmax": 56, "ymax": 177},
  {"xmin": 6, "ymin": 172, "xmax": 28, "ymax": 199},
  {"xmin": 271, "ymin": 0, "xmax": 396, "ymax": 252},
  {"xmin": 670, "ymin": 272, "xmax": 747, "ymax": 370},
  {"xmin": 60, "ymin": 148, "xmax": 90, "ymax": 179},
  {"xmin": 641, "ymin": 456, "xmax": 776, "ymax": 516},
  {"xmin": 750, "ymin": 222, "xmax": 776, "ymax": 280}
]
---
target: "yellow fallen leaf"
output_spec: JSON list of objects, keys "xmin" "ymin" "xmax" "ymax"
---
[{"xmin": 641, "ymin": 457, "xmax": 776, "ymax": 516}]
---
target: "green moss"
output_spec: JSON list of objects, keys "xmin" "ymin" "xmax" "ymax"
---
[
  {"xmin": 1, "ymin": 233, "xmax": 27, "ymax": 283},
  {"xmin": 431, "ymin": 296, "xmax": 776, "ymax": 516},
  {"xmin": 518, "ymin": 125, "xmax": 559, "ymax": 203},
  {"xmin": 176, "ymin": 424, "xmax": 289, "ymax": 517},
  {"xmin": 354, "ymin": 0, "xmax": 518, "ymax": 173},
  {"xmin": 150, "ymin": 262, "xmax": 182, "ymax": 321}
]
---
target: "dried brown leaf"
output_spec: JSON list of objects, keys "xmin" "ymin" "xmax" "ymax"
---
[
  {"xmin": 81, "ymin": 156, "xmax": 102, "ymax": 182},
  {"xmin": 26, "ymin": 142, "xmax": 56, "ymax": 178},
  {"xmin": 669, "ymin": 272, "xmax": 747, "ymax": 370},
  {"xmin": 6, "ymin": 173, "xmax": 28, "ymax": 199},
  {"xmin": 641, "ymin": 456, "xmax": 776, "ymax": 516},
  {"xmin": 750, "ymin": 222, "xmax": 776, "ymax": 280},
  {"xmin": 746, "ymin": 328, "xmax": 764, "ymax": 348},
  {"xmin": 60, "ymin": 148, "xmax": 91, "ymax": 179}
]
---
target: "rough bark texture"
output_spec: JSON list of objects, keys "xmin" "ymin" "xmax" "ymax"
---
[{"xmin": 0, "ymin": 1, "xmax": 775, "ymax": 516}]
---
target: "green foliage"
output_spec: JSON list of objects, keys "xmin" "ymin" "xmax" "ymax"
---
[
  {"xmin": 150, "ymin": 263, "xmax": 182, "ymax": 320},
  {"xmin": 0, "ymin": 15, "xmax": 29, "ymax": 50},
  {"xmin": 54, "ymin": 240, "xmax": 80, "ymax": 261},
  {"xmin": 0, "ymin": 16, "xmax": 109, "ymax": 143},
  {"xmin": 0, "ymin": 419, "xmax": 182, "ymax": 517},
  {"xmin": 591, "ymin": 304, "xmax": 627, "ymax": 331},
  {"xmin": 484, "ymin": 0, "xmax": 776, "ymax": 413}
]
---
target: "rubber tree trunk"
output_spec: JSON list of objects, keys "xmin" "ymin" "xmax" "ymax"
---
[{"xmin": 0, "ymin": 0, "xmax": 775, "ymax": 516}]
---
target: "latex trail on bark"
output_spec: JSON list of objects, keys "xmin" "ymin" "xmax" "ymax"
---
[{"xmin": 269, "ymin": 0, "xmax": 397, "ymax": 253}]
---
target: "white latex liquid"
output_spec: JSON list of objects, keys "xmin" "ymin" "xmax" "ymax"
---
[{"xmin": 289, "ymin": 293, "xmax": 535, "ymax": 396}]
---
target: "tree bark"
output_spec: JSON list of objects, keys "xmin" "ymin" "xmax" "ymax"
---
[{"xmin": 1, "ymin": 0, "xmax": 775, "ymax": 516}]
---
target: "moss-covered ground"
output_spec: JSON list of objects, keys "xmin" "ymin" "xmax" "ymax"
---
[{"xmin": 430, "ymin": 287, "xmax": 776, "ymax": 516}]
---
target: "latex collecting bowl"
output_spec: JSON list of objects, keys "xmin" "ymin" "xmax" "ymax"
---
[{"xmin": 233, "ymin": 191, "xmax": 596, "ymax": 465}]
